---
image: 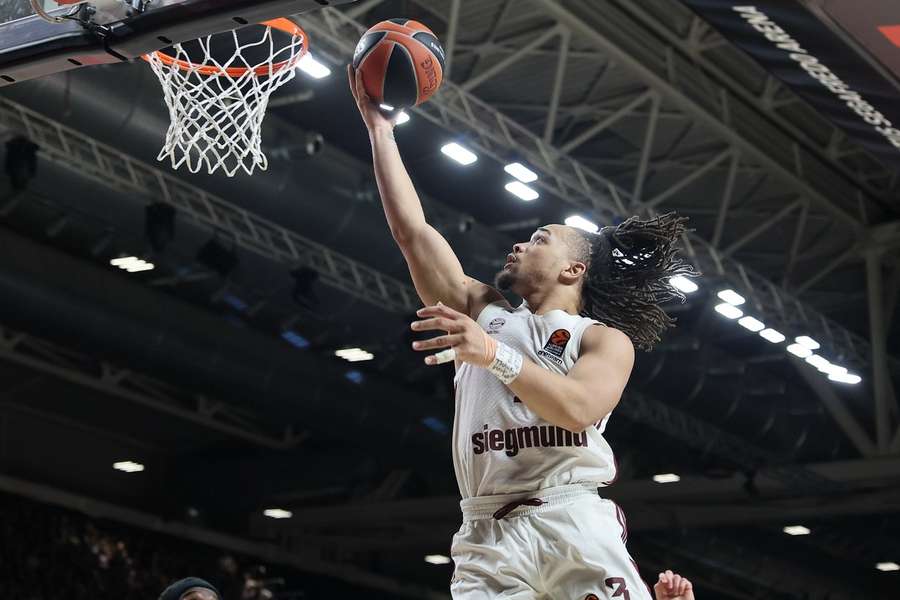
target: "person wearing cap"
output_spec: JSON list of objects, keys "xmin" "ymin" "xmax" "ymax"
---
[{"xmin": 159, "ymin": 577, "xmax": 220, "ymax": 600}]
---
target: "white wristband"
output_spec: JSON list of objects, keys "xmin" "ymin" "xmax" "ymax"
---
[{"xmin": 487, "ymin": 341, "xmax": 523, "ymax": 385}]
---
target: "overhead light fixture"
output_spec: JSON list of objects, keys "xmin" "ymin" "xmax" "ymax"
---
[
  {"xmin": 652, "ymin": 473, "xmax": 681, "ymax": 483},
  {"xmin": 263, "ymin": 508, "xmax": 293, "ymax": 519},
  {"xmin": 876, "ymin": 562, "xmax": 900, "ymax": 572},
  {"xmin": 828, "ymin": 372, "xmax": 862, "ymax": 385},
  {"xmin": 441, "ymin": 142, "xmax": 478, "ymax": 165},
  {"xmin": 565, "ymin": 215, "xmax": 599, "ymax": 233},
  {"xmin": 504, "ymin": 162, "xmax": 538, "ymax": 183},
  {"xmin": 783, "ymin": 525, "xmax": 811, "ymax": 536},
  {"xmin": 786, "ymin": 343, "xmax": 813, "ymax": 358},
  {"xmin": 795, "ymin": 336, "xmax": 820, "ymax": 350},
  {"xmin": 379, "ymin": 103, "xmax": 395, "ymax": 111},
  {"xmin": 113, "ymin": 461, "xmax": 145, "ymax": 473},
  {"xmin": 424, "ymin": 554, "xmax": 452, "ymax": 565},
  {"xmin": 714, "ymin": 303, "xmax": 743, "ymax": 319},
  {"xmin": 738, "ymin": 316, "xmax": 765, "ymax": 332},
  {"xmin": 805, "ymin": 354, "xmax": 831, "ymax": 371},
  {"xmin": 297, "ymin": 53, "xmax": 331, "ymax": 79},
  {"xmin": 759, "ymin": 328, "xmax": 786, "ymax": 343},
  {"xmin": 717, "ymin": 289, "xmax": 746, "ymax": 305},
  {"xmin": 395, "ymin": 111, "xmax": 410, "ymax": 125},
  {"xmin": 669, "ymin": 275, "xmax": 699, "ymax": 294},
  {"xmin": 110, "ymin": 256, "xmax": 155, "ymax": 273},
  {"xmin": 505, "ymin": 181, "xmax": 539, "ymax": 201},
  {"xmin": 821, "ymin": 363, "xmax": 847, "ymax": 376},
  {"xmin": 335, "ymin": 348, "xmax": 374, "ymax": 362},
  {"xmin": 281, "ymin": 330, "xmax": 310, "ymax": 349}
]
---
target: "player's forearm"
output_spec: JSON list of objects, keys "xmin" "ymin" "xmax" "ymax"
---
[
  {"xmin": 507, "ymin": 360, "xmax": 618, "ymax": 432},
  {"xmin": 369, "ymin": 127, "xmax": 427, "ymax": 244}
]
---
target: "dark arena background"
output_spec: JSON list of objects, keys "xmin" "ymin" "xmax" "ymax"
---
[{"xmin": 1, "ymin": 1, "xmax": 899, "ymax": 598}]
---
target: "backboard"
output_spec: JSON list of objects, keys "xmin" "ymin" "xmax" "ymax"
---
[{"xmin": 0, "ymin": 0, "xmax": 359, "ymax": 87}]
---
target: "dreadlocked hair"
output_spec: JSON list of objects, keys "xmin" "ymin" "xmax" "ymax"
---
[{"xmin": 576, "ymin": 212, "xmax": 698, "ymax": 352}]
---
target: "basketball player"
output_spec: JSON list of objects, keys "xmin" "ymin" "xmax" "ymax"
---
[
  {"xmin": 159, "ymin": 578, "xmax": 220, "ymax": 600},
  {"xmin": 349, "ymin": 66, "xmax": 697, "ymax": 600}
]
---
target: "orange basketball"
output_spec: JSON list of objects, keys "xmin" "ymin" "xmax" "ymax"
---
[{"xmin": 352, "ymin": 19, "xmax": 445, "ymax": 108}]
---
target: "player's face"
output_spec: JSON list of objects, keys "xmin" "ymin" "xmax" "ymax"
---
[{"xmin": 495, "ymin": 224, "xmax": 576, "ymax": 294}]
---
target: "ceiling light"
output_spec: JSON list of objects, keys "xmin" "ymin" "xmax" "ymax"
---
[
  {"xmin": 759, "ymin": 328, "xmax": 786, "ymax": 343},
  {"xmin": 783, "ymin": 525, "xmax": 811, "ymax": 536},
  {"xmin": 669, "ymin": 275, "xmax": 698, "ymax": 294},
  {"xmin": 805, "ymin": 354, "xmax": 830, "ymax": 371},
  {"xmin": 717, "ymin": 289, "xmax": 746, "ymax": 305},
  {"xmin": 335, "ymin": 348, "xmax": 374, "ymax": 362},
  {"xmin": 113, "ymin": 461, "xmax": 144, "ymax": 473},
  {"xmin": 441, "ymin": 142, "xmax": 478, "ymax": 165},
  {"xmin": 828, "ymin": 372, "xmax": 862, "ymax": 385},
  {"xmin": 738, "ymin": 316, "xmax": 765, "ymax": 332},
  {"xmin": 111, "ymin": 256, "xmax": 155, "ymax": 273},
  {"xmin": 379, "ymin": 103, "xmax": 395, "ymax": 111},
  {"xmin": 263, "ymin": 508, "xmax": 293, "ymax": 519},
  {"xmin": 714, "ymin": 303, "xmax": 743, "ymax": 319},
  {"xmin": 504, "ymin": 162, "xmax": 538, "ymax": 183},
  {"xmin": 297, "ymin": 53, "xmax": 331, "ymax": 79},
  {"xmin": 652, "ymin": 473, "xmax": 680, "ymax": 483},
  {"xmin": 876, "ymin": 562, "xmax": 900, "ymax": 572},
  {"xmin": 787, "ymin": 343, "xmax": 813, "ymax": 358},
  {"xmin": 505, "ymin": 181, "xmax": 539, "ymax": 201},
  {"xmin": 395, "ymin": 111, "xmax": 410, "ymax": 125},
  {"xmin": 564, "ymin": 215, "xmax": 599, "ymax": 233},
  {"xmin": 424, "ymin": 554, "xmax": 452, "ymax": 565},
  {"xmin": 821, "ymin": 363, "xmax": 847, "ymax": 376},
  {"xmin": 795, "ymin": 336, "xmax": 820, "ymax": 350}
]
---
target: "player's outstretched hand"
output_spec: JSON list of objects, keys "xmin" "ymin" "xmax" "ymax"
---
[
  {"xmin": 654, "ymin": 570, "xmax": 695, "ymax": 600},
  {"xmin": 347, "ymin": 65, "xmax": 396, "ymax": 133},
  {"xmin": 411, "ymin": 303, "xmax": 494, "ymax": 367}
]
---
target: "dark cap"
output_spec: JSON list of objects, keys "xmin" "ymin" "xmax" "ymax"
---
[{"xmin": 159, "ymin": 577, "xmax": 220, "ymax": 600}]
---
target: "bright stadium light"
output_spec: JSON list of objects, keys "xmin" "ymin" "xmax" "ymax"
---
[
  {"xmin": 564, "ymin": 215, "xmax": 599, "ymax": 233},
  {"xmin": 795, "ymin": 335, "xmax": 820, "ymax": 350},
  {"xmin": 787, "ymin": 343, "xmax": 813, "ymax": 358},
  {"xmin": 111, "ymin": 256, "xmax": 155, "ymax": 273},
  {"xmin": 738, "ymin": 316, "xmax": 765, "ymax": 332},
  {"xmin": 759, "ymin": 328, "xmax": 786, "ymax": 343},
  {"xmin": 876, "ymin": 562, "xmax": 900, "ymax": 572},
  {"xmin": 652, "ymin": 473, "xmax": 681, "ymax": 483},
  {"xmin": 714, "ymin": 303, "xmax": 743, "ymax": 319},
  {"xmin": 805, "ymin": 354, "xmax": 830, "ymax": 371},
  {"xmin": 669, "ymin": 275, "xmax": 699, "ymax": 294},
  {"xmin": 829, "ymin": 372, "xmax": 862, "ymax": 385},
  {"xmin": 441, "ymin": 142, "xmax": 478, "ymax": 165},
  {"xmin": 297, "ymin": 53, "xmax": 331, "ymax": 79},
  {"xmin": 504, "ymin": 162, "xmax": 538, "ymax": 183},
  {"xmin": 425, "ymin": 554, "xmax": 452, "ymax": 565},
  {"xmin": 379, "ymin": 103, "xmax": 395, "ymax": 111},
  {"xmin": 113, "ymin": 461, "xmax": 144, "ymax": 473},
  {"xmin": 717, "ymin": 289, "xmax": 746, "ymax": 305},
  {"xmin": 335, "ymin": 348, "xmax": 375, "ymax": 362},
  {"xmin": 505, "ymin": 181, "xmax": 539, "ymax": 201},
  {"xmin": 263, "ymin": 508, "xmax": 293, "ymax": 519},
  {"xmin": 395, "ymin": 111, "xmax": 410, "ymax": 125},
  {"xmin": 783, "ymin": 525, "xmax": 811, "ymax": 536}
]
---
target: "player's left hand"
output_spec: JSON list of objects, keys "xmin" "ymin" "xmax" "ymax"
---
[
  {"xmin": 411, "ymin": 302, "xmax": 494, "ymax": 367},
  {"xmin": 654, "ymin": 570, "xmax": 695, "ymax": 600}
]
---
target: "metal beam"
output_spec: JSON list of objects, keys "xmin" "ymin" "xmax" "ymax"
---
[
  {"xmin": 460, "ymin": 24, "xmax": 562, "ymax": 92},
  {"xmin": 559, "ymin": 90, "xmax": 654, "ymax": 154},
  {"xmin": 711, "ymin": 151, "xmax": 740, "ymax": 248},
  {"xmin": 792, "ymin": 359, "xmax": 878, "ymax": 457},
  {"xmin": 0, "ymin": 98, "xmax": 419, "ymax": 314},
  {"xmin": 782, "ymin": 199, "xmax": 809, "ymax": 287},
  {"xmin": 543, "ymin": 26, "xmax": 570, "ymax": 144},
  {"xmin": 443, "ymin": 0, "xmax": 461, "ymax": 80},
  {"xmin": 722, "ymin": 198, "xmax": 802, "ymax": 257},
  {"xmin": 631, "ymin": 93, "xmax": 660, "ymax": 205},
  {"xmin": 644, "ymin": 149, "xmax": 733, "ymax": 209},
  {"xmin": 795, "ymin": 244, "xmax": 859, "ymax": 295},
  {"xmin": 866, "ymin": 250, "xmax": 893, "ymax": 451},
  {"xmin": 0, "ymin": 324, "xmax": 297, "ymax": 449}
]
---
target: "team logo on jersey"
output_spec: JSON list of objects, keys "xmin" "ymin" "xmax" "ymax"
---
[
  {"xmin": 487, "ymin": 317, "xmax": 506, "ymax": 333},
  {"xmin": 541, "ymin": 329, "xmax": 571, "ymax": 358}
]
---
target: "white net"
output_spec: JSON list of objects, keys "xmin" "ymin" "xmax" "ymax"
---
[{"xmin": 145, "ymin": 21, "xmax": 306, "ymax": 177}]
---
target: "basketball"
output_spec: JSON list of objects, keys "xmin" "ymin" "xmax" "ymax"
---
[{"xmin": 352, "ymin": 19, "xmax": 445, "ymax": 108}]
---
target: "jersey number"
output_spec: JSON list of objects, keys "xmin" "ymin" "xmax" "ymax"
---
[{"xmin": 605, "ymin": 577, "xmax": 630, "ymax": 599}]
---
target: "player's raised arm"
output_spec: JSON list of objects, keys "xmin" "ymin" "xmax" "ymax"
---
[{"xmin": 348, "ymin": 66, "xmax": 501, "ymax": 317}]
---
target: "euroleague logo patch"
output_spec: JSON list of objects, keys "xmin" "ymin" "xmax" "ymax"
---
[
  {"xmin": 542, "ymin": 328, "xmax": 571, "ymax": 358},
  {"xmin": 487, "ymin": 317, "xmax": 506, "ymax": 333}
]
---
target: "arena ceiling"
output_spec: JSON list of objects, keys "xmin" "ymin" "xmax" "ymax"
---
[{"xmin": 0, "ymin": 0, "xmax": 898, "ymax": 598}]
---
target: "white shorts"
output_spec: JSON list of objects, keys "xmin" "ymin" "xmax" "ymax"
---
[{"xmin": 450, "ymin": 484, "xmax": 652, "ymax": 600}]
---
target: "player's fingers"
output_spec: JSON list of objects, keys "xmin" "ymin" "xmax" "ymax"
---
[
  {"xmin": 672, "ymin": 574, "xmax": 682, "ymax": 591},
  {"xmin": 412, "ymin": 334, "xmax": 459, "ymax": 351},
  {"xmin": 665, "ymin": 570, "xmax": 674, "ymax": 590},
  {"xmin": 411, "ymin": 317, "xmax": 461, "ymax": 333},
  {"xmin": 347, "ymin": 65, "xmax": 358, "ymax": 100},
  {"xmin": 355, "ymin": 67, "xmax": 369, "ymax": 102},
  {"xmin": 416, "ymin": 303, "xmax": 458, "ymax": 318}
]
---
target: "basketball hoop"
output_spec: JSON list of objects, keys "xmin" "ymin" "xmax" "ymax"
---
[{"xmin": 143, "ymin": 18, "xmax": 308, "ymax": 177}]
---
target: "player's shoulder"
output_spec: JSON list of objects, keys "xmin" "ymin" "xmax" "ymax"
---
[
  {"xmin": 580, "ymin": 322, "xmax": 634, "ymax": 357},
  {"xmin": 465, "ymin": 281, "xmax": 509, "ymax": 320}
]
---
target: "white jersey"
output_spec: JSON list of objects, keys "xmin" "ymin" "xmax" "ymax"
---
[{"xmin": 452, "ymin": 301, "xmax": 618, "ymax": 498}]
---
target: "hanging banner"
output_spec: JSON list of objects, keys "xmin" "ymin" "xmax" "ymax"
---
[{"xmin": 680, "ymin": 0, "xmax": 900, "ymax": 171}]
